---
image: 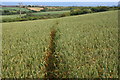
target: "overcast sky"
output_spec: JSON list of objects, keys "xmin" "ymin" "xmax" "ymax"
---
[{"xmin": 1, "ymin": 0, "xmax": 120, "ymax": 2}]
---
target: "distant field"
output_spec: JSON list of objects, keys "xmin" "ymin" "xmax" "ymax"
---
[
  {"xmin": 1, "ymin": 10, "xmax": 70, "ymax": 19},
  {"xmin": 1, "ymin": 14, "xmax": 26, "ymax": 19},
  {"xmin": 2, "ymin": 10, "xmax": 118, "ymax": 78},
  {"xmin": 32, "ymin": 10, "xmax": 70, "ymax": 15},
  {"xmin": 0, "ymin": 7, "xmax": 30, "ymax": 19},
  {"xmin": 27, "ymin": 7, "xmax": 44, "ymax": 11},
  {"xmin": 0, "ymin": 7, "xmax": 30, "ymax": 11}
]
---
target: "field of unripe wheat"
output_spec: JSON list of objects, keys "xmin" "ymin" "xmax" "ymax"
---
[{"xmin": 2, "ymin": 10, "xmax": 118, "ymax": 78}]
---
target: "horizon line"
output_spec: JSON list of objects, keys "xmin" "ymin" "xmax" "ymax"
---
[{"xmin": 1, "ymin": 1, "xmax": 119, "ymax": 2}]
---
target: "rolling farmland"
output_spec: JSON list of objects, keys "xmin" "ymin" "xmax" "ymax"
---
[
  {"xmin": 1, "ymin": 10, "xmax": 70, "ymax": 20},
  {"xmin": 2, "ymin": 10, "xmax": 118, "ymax": 78},
  {"xmin": 32, "ymin": 10, "xmax": 70, "ymax": 15},
  {"xmin": 1, "ymin": 14, "xmax": 26, "ymax": 19},
  {"xmin": 0, "ymin": 7, "xmax": 30, "ymax": 11},
  {"xmin": 27, "ymin": 7, "xmax": 44, "ymax": 11}
]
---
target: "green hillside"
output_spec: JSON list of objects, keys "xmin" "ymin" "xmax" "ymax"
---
[
  {"xmin": 2, "ymin": 10, "xmax": 118, "ymax": 78},
  {"xmin": 0, "ymin": 7, "xmax": 30, "ymax": 11},
  {"xmin": 32, "ymin": 10, "xmax": 70, "ymax": 15},
  {"xmin": 1, "ymin": 14, "xmax": 26, "ymax": 19},
  {"xmin": 1, "ymin": 10, "xmax": 70, "ymax": 20}
]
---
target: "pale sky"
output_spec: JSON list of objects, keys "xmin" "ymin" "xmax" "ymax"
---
[{"xmin": 1, "ymin": 0, "xmax": 120, "ymax": 2}]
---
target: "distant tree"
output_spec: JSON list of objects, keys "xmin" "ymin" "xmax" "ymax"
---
[
  {"xmin": 91, "ymin": 6, "xmax": 109, "ymax": 12},
  {"xmin": 91, "ymin": 7, "xmax": 100, "ymax": 12},
  {"xmin": 81, "ymin": 9, "xmax": 92, "ymax": 14},
  {"xmin": 99, "ymin": 6, "xmax": 109, "ymax": 11},
  {"xmin": 4, "ymin": 10, "xmax": 9, "ymax": 13},
  {"xmin": 60, "ymin": 12, "xmax": 70, "ymax": 17},
  {"xmin": 70, "ymin": 9, "xmax": 81, "ymax": 15},
  {"xmin": 70, "ymin": 8, "xmax": 92, "ymax": 15},
  {"xmin": 28, "ymin": 5, "xmax": 31, "ymax": 7}
]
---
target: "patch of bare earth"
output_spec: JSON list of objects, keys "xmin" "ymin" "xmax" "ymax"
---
[{"xmin": 27, "ymin": 7, "xmax": 44, "ymax": 11}]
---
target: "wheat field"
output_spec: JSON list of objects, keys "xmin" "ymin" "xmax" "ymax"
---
[{"xmin": 2, "ymin": 10, "xmax": 118, "ymax": 78}]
